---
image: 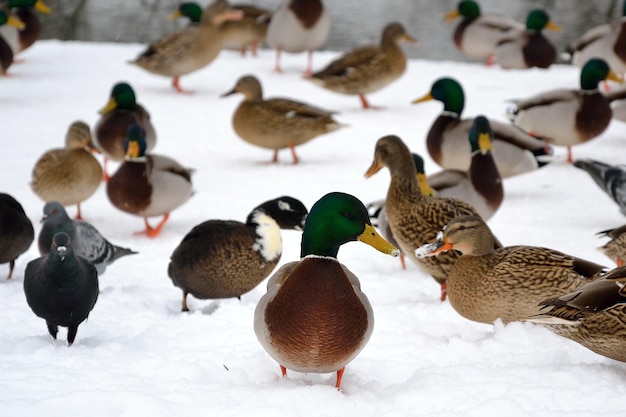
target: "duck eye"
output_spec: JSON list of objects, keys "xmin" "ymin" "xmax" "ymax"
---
[{"xmin": 341, "ymin": 210, "xmax": 352, "ymax": 219}]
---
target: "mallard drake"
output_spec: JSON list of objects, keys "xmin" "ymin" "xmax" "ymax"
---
[
  {"xmin": 106, "ymin": 124, "xmax": 194, "ymax": 238},
  {"xmin": 38, "ymin": 201, "xmax": 137, "ymax": 276},
  {"xmin": 305, "ymin": 22, "xmax": 418, "ymax": 109},
  {"xmin": 94, "ymin": 82, "xmax": 156, "ymax": 181},
  {"xmin": 168, "ymin": 196, "xmax": 308, "ymax": 311},
  {"xmin": 597, "ymin": 225, "xmax": 626, "ymax": 266},
  {"xmin": 364, "ymin": 135, "xmax": 500, "ymax": 301},
  {"xmin": 412, "ymin": 77, "xmax": 552, "ymax": 178},
  {"xmin": 131, "ymin": 0, "xmax": 243, "ymax": 93},
  {"xmin": 508, "ymin": 59, "xmax": 623, "ymax": 163},
  {"xmin": 529, "ymin": 265, "xmax": 626, "ymax": 363},
  {"xmin": 30, "ymin": 121, "xmax": 103, "ymax": 220},
  {"xmin": 415, "ymin": 215, "xmax": 607, "ymax": 324},
  {"xmin": 444, "ymin": 0, "xmax": 524, "ymax": 65},
  {"xmin": 0, "ymin": 193, "xmax": 34, "ymax": 279},
  {"xmin": 266, "ymin": 0, "xmax": 330, "ymax": 75},
  {"xmin": 573, "ymin": 158, "xmax": 626, "ymax": 216},
  {"xmin": 0, "ymin": 10, "xmax": 24, "ymax": 75},
  {"xmin": 493, "ymin": 9, "xmax": 561, "ymax": 69},
  {"xmin": 253, "ymin": 192, "xmax": 399, "ymax": 389},
  {"xmin": 24, "ymin": 232, "xmax": 99, "ymax": 346},
  {"xmin": 220, "ymin": 74, "xmax": 345, "ymax": 164},
  {"xmin": 0, "ymin": 0, "xmax": 50, "ymax": 55}
]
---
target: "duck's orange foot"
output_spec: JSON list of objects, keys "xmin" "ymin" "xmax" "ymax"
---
[
  {"xmin": 440, "ymin": 282, "xmax": 447, "ymax": 302},
  {"xmin": 133, "ymin": 214, "xmax": 170, "ymax": 238},
  {"xmin": 172, "ymin": 77, "xmax": 193, "ymax": 94},
  {"xmin": 335, "ymin": 367, "xmax": 345, "ymax": 390},
  {"xmin": 280, "ymin": 365, "xmax": 287, "ymax": 377}
]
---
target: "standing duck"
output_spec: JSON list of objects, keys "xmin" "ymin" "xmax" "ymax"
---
[
  {"xmin": 0, "ymin": 0, "xmax": 50, "ymax": 56},
  {"xmin": 529, "ymin": 265, "xmax": 626, "ymax": 363},
  {"xmin": 30, "ymin": 121, "xmax": 103, "ymax": 220},
  {"xmin": 94, "ymin": 82, "xmax": 156, "ymax": 181},
  {"xmin": 444, "ymin": 0, "xmax": 524, "ymax": 65},
  {"xmin": 254, "ymin": 192, "xmax": 399, "ymax": 389},
  {"xmin": 131, "ymin": 0, "xmax": 243, "ymax": 93},
  {"xmin": 412, "ymin": 77, "xmax": 552, "ymax": 178},
  {"xmin": 597, "ymin": 225, "xmax": 626, "ymax": 266},
  {"xmin": 0, "ymin": 193, "xmax": 34, "ymax": 279},
  {"xmin": 24, "ymin": 232, "xmax": 99, "ymax": 345},
  {"xmin": 221, "ymin": 74, "xmax": 344, "ymax": 164},
  {"xmin": 106, "ymin": 124, "xmax": 194, "ymax": 238},
  {"xmin": 168, "ymin": 196, "xmax": 308, "ymax": 311},
  {"xmin": 493, "ymin": 9, "xmax": 561, "ymax": 69},
  {"xmin": 364, "ymin": 135, "xmax": 500, "ymax": 301},
  {"xmin": 0, "ymin": 10, "xmax": 24, "ymax": 75},
  {"xmin": 306, "ymin": 22, "xmax": 418, "ymax": 109},
  {"xmin": 508, "ymin": 59, "xmax": 623, "ymax": 163},
  {"xmin": 573, "ymin": 158, "xmax": 626, "ymax": 216},
  {"xmin": 266, "ymin": 0, "xmax": 330, "ymax": 75},
  {"xmin": 415, "ymin": 215, "xmax": 607, "ymax": 324}
]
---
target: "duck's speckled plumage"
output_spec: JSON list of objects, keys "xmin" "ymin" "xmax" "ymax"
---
[{"xmin": 597, "ymin": 224, "xmax": 626, "ymax": 266}]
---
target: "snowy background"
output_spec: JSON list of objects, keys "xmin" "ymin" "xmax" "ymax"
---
[{"xmin": 2, "ymin": 38, "xmax": 626, "ymax": 416}]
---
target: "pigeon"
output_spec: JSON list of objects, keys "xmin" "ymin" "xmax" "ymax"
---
[
  {"xmin": 573, "ymin": 159, "xmax": 626, "ymax": 216},
  {"xmin": 38, "ymin": 201, "xmax": 137, "ymax": 275},
  {"xmin": 24, "ymin": 232, "xmax": 99, "ymax": 345},
  {"xmin": 0, "ymin": 193, "xmax": 34, "ymax": 279}
]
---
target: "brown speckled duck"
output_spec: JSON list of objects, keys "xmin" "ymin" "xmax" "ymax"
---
[
  {"xmin": 131, "ymin": 0, "xmax": 243, "ymax": 93},
  {"xmin": 168, "ymin": 196, "xmax": 308, "ymax": 311},
  {"xmin": 221, "ymin": 74, "xmax": 344, "ymax": 164},
  {"xmin": 597, "ymin": 225, "xmax": 626, "ymax": 267},
  {"xmin": 254, "ymin": 192, "xmax": 399, "ymax": 389},
  {"xmin": 30, "ymin": 121, "xmax": 103, "ymax": 220},
  {"xmin": 529, "ymin": 265, "xmax": 626, "ymax": 363},
  {"xmin": 364, "ymin": 135, "xmax": 500, "ymax": 301},
  {"xmin": 306, "ymin": 22, "xmax": 418, "ymax": 109},
  {"xmin": 416, "ymin": 215, "xmax": 607, "ymax": 324}
]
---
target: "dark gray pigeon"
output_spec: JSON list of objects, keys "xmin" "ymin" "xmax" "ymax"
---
[
  {"xmin": 574, "ymin": 159, "xmax": 626, "ymax": 216},
  {"xmin": 0, "ymin": 193, "xmax": 34, "ymax": 279},
  {"xmin": 38, "ymin": 201, "xmax": 137, "ymax": 275},
  {"xmin": 24, "ymin": 232, "xmax": 99, "ymax": 345}
]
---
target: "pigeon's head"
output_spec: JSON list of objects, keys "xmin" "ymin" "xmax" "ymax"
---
[
  {"xmin": 51, "ymin": 232, "xmax": 72, "ymax": 261},
  {"xmin": 41, "ymin": 201, "xmax": 70, "ymax": 223}
]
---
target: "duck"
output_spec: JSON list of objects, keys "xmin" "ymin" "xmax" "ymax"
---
[
  {"xmin": 168, "ymin": 196, "xmax": 308, "ymax": 311},
  {"xmin": 131, "ymin": 0, "xmax": 243, "ymax": 93},
  {"xmin": 253, "ymin": 192, "xmax": 399, "ymax": 389},
  {"xmin": 38, "ymin": 201, "xmax": 137, "ymax": 276},
  {"xmin": 444, "ymin": 0, "xmax": 524, "ymax": 65},
  {"xmin": 364, "ymin": 135, "xmax": 501, "ymax": 301},
  {"xmin": 24, "ymin": 232, "xmax": 99, "ymax": 346},
  {"xmin": 573, "ymin": 158, "xmax": 626, "ymax": 216},
  {"xmin": 528, "ymin": 265, "xmax": 626, "ymax": 363},
  {"xmin": 220, "ymin": 74, "xmax": 345, "ymax": 164},
  {"xmin": 0, "ymin": 0, "xmax": 50, "ymax": 56},
  {"xmin": 597, "ymin": 224, "xmax": 626, "ymax": 266},
  {"xmin": 305, "ymin": 22, "xmax": 418, "ymax": 109},
  {"xmin": 412, "ymin": 77, "xmax": 552, "ymax": 178},
  {"xmin": 94, "ymin": 81, "xmax": 156, "ymax": 181},
  {"xmin": 493, "ymin": 9, "xmax": 561, "ymax": 69},
  {"xmin": 508, "ymin": 59, "xmax": 623, "ymax": 163},
  {"xmin": 568, "ymin": 1, "xmax": 626, "ymax": 75},
  {"xmin": 30, "ymin": 121, "xmax": 103, "ymax": 220},
  {"xmin": 0, "ymin": 193, "xmax": 34, "ymax": 279},
  {"xmin": 0, "ymin": 10, "xmax": 24, "ymax": 75},
  {"xmin": 415, "ymin": 215, "xmax": 608, "ymax": 324},
  {"xmin": 603, "ymin": 86, "xmax": 626, "ymax": 123},
  {"xmin": 266, "ymin": 0, "xmax": 330, "ymax": 75},
  {"xmin": 106, "ymin": 124, "xmax": 194, "ymax": 238}
]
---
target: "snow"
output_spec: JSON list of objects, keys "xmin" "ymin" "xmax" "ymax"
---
[{"xmin": 2, "ymin": 39, "xmax": 626, "ymax": 416}]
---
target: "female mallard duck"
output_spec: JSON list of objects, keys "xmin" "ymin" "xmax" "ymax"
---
[
  {"xmin": 94, "ymin": 82, "xmax": 156, "ymax": 181},
  {"xmin": 444, "ymin": 0, "xmax": 524, "ymax": 65},
  {"xmin": 0, "ymin": 10, "xmax": 24, "ymax": 75},
  {"xmin": 412, "ymin": 77, "xmax": 552, "ymax": 178},
  {"xmin": 0, "ymin": 0, "xmax": 50, "ymax": 55},
  {"xmin": 493, "ymin": 9, "xmax": 561, "ymax": 69},
  {"xmin": 266, "ymin": 0, "xmax": 330, "ymax": 75},
  {"xmin": 253, "ymin": 192, "xmax": 399, "ymax": 389},
  {"xmin": 131, "ymin": 0, "xmax": 243, "ymax": 93},
  {"xmin": 364, "ymin": 135, "xmax": 500, "ymax": 301},
  {"xmin": 508, "ymin": 59, "xmax": 623, "ymax": 163},
  {"xmin": 529, "ymin": 265, "xmax": 626, "ymax": 363},
  {"xmin": 415, "ymin": 215, "xmax": 608, "ymax": 324},
  {"xmin": 221, "ymin": 74, "xmax": 344, "ymax": 164},
  {"xmin": 30, "ymin": 121, "xmax": 103, "ymax": 220},
  {"xmin": 106, "ymin": 124, "xmax": 194, "ymax": 238},
  {"xmin": 306, "ymin": 22, "xmax": 418, "ymax": 109},
  {"xmin": 0, "ymin": 193, "xmax": 34, "ymax": 279},
  {"xmin": 168, "ymin": 196, "xmax": 308, "ymax": 311},
  {"xmin": 573, "ymin": 158, "xmax": 626, "ymax": 215},
  {"xmin": 597, "ymin": 225, "xmax": 626, "ymax": 266}
]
